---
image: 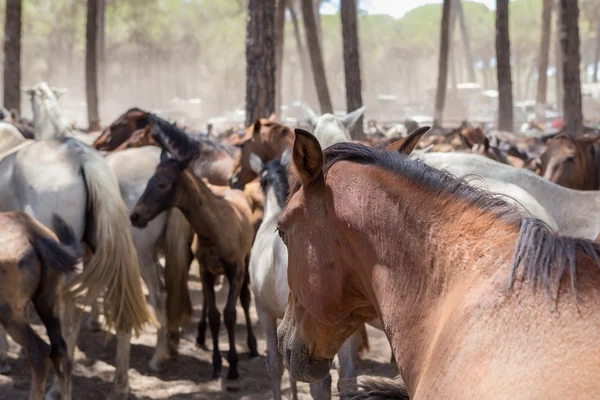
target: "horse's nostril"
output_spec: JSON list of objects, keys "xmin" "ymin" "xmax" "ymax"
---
[{"xmin": 130, "ymin": 212, "xmax": 139, "ymax": 222}]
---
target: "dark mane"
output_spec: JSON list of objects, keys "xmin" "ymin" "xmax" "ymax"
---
[
  {"xmin": 149, "ymin": 114, "xmax": 236, "ymax": 159},
  {"xmin": 320, "ymin": 142, "xmax": 600, "ymax": 301},
  {"xmin": 260, "ymin": 159, "xmax": 290, "ymax": 209}
]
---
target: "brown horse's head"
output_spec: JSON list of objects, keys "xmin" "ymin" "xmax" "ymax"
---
[
  {"xmin": 228, "ymin": 115, "xmax": 294, "ymax": 190},
  {"xmin": 539, "ymin": 134, "xmax": 600, "ymax": 190},
  {"xmin": 130, "ymin": 150, "xmax": 192, "ymax": 228},
  {"xmin": 276, "ymin": 127, "xmax": 428, "ymax": 383},
  {"xmin": 92, "ymin": 107, "xmax": 150, "ymax": 151},
  {"xmin": 113, "ymin": 125, "xmax": 157, "ymax": 151}
]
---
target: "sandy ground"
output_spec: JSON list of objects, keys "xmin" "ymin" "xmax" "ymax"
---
[{"xmin": 0, "ymin": 266, "xmax": 396, "ymax": 399}]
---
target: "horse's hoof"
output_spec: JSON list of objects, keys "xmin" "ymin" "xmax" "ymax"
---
[
  {"xmin": 249, "ymin": 349, "xmax": 259, "ymax": 359},
  {"xmin": 226, "ymin": 369, "xmax": 239, "ymax": 380},
  {"xmin": 0, "ymin": 361, "xmax": 11, "ymax": 375},
  {"xmin": 86, "ymin": 318, "xmax": 102, "ymax": 333},
  {"xmin": 197, "ymin": 344, "xmax": 209, "ymax": 352},
  {"xmin": 148, "ymin": 358, "xmax": 166, "ymax": 373},
  {"xmin": 211, "ymin": 371, "xmax": 221, "ymax": 380}
]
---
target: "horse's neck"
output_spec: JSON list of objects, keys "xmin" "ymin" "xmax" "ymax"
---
[
  {"xmin": 346, "ymin": 180, "xmax": 518, "ymax": 388},
  {"xmin": 263, "ymin": 185, "xmax": 282, "ymax": 221},
  {"xmin": 176, "ymin": 170, "xmax": 231, "ymax": 242},
  {"xmin": 35, "ymin": 102, "xmax": 73, "ymax": 140}
]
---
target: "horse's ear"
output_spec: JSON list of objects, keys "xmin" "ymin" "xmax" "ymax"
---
[
  {"xmin": 22, "ymin": 87, "xmax": 34, "ymax": 96},
  {"xmin": 268, "ymin": 113, "xmax": 278, "ymax": 122},
  {"xmin": 252, "ymin": 119, "xmax": 262, "ymax": 137},
  {"xmin": 249, "ymin": 152, "xmax": 263, "ymax": 175},
  {"xmin": 341, "ymin": 106, "xmax": 366, "ymax": 129},
  {"xmin": 302, "ymin": 104, "xmax": 319, "ymax": 128},
  {"xmin": 280, "ymin": 146, "xmax": 292, "ymax": 167},
  {"xmin": 577, "ymin": 134, "xmax": 600, "ymax": 148},
  {"xmin": 160, "ymin": 148, "xmax": 170, "ymax": 163},
  {"xmin": 52, "ymin": 88, "xmax": 67, "ymax": 99},
  {"xmin": 293, "ymin": 129, "xmax": 324, "ymax": 186},
  {"xmin": 385, "ymin": 126, "xmax": 430, "ymax": 155}
]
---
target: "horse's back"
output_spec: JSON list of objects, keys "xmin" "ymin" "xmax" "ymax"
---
[{"xmin": 2, "ymin": 140, "xmax": 87, "ymax": 242}]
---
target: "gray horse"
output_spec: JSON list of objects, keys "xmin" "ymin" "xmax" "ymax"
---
[{"xmin": 302, "ymin": 104, "xmax": 365, "ymax": 148}]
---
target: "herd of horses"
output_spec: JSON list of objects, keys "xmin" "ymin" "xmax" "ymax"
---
[{"xmin": 0, "ymin": 81, "xmax": 599, "ymax": 400}]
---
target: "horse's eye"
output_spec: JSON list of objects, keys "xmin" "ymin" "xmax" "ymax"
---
[
  {"xmin": 565, "ymin": 156, "xmax": 575, "ymax": 163},
  {"xmin": 276, "ymin": 227, "xmax": 285, "ymax": 241},
  {"xmin": 157, "ymin": 181, "xmax": 169, "ymax": 190}
]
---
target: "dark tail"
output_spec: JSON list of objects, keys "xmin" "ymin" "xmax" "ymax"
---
[
  {"xmin": 348, "ymin": 376, "xmax": 410, "ymax": 400},
  {"xmin": 31, "ymin": 214, "xmax": 82, "ymax": 274}
]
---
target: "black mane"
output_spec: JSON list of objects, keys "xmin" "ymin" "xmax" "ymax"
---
[
  {"xmin": 322, "ymin": 142, "xmax": 600, "ymax": 302},
  {"xmin": 260, "ymin": 159, "xmax": 290, "ymax": 209}
]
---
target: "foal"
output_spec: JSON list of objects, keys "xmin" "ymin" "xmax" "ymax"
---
[
  {"xmin": 0, "ymin": 212, "xmax": 82, "ymax": 400},
  {"xmin": 277, "ymin": 128, "xmax": 600, "ymax": 398},
  {"xmin": 130, "ymin": 149, "xmax": 258, "ymax": 380}
]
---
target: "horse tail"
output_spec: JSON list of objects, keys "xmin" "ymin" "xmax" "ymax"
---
[
  {"xmin": 30, "ymin": 214, "xmax": 82, "ymax": 275},
  {"xmin": 164, "ymin": 209, "xmax": 194, "ymax": 331},
  {"xmin": 64, "ymin": 145, "xmax": 155, "ymax": 335},
  {"xmin": 348, "ymin": 376, "xmax": 410, "ymax": 400}
]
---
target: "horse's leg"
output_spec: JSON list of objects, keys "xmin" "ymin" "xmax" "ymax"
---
[
  {"xmin": 196, "ymin": 290, "xmax": 208, "ymax": 351},
  {"xmin": 2, "ymin": 318, "xmax": 49, "ymax": 400},
  {"xmin": 110, "ymin": 329, "xmax": 132, "ymax": 400},
  {"xmin": 33, "ymin": 283, "xmax": 71, "ymax": 400},
  {"xmin": 309, "ymin": 373, "xmax": 332, "ymax": 400},
  {"xmin": 257, "ymin": 308, "xmax": 282, "ymax": 400},
  {"xmin": 223, "ymin": 263, "xmax": 240, "ymax": 380},
  {"xmin": 290, "ymin": 378, "xmax": 298, "ymax": 400},
  {"xmin": 0, "ymin": 326, "xmax": 10, "ymax": 374},
  {"xmin": 337, "ymin": 331, "xmax": 360, "ymax": 399},
  {"xmin": 240, "ymin": 264, "xmax": 258, "ymax": 358},
  {"xmin": 202, "ymin": 268, "xmax": 221, "ymax": 379},
  {"xmin": 85, "ymin": 299, "xmax": 102, "ymax": 332},
  {"xmin": 46, "ymin": 296, "xmax": 81, "ymax": 400},
  {"xmin": 139, "ymin": 253, "xmax": 169, "ymax": 372}
]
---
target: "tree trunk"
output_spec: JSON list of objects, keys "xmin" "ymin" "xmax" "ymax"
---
[
  {"xmin": 434, "ymin": 0, "xmax": 452, "ymax": 127},
  {"xmin": 560, "ymin": 0, "xmax": 583, "ymax": 136},
  {"xmin": 275, "ymin": 0, "xmax": 287, "ymax": 116},
  {"xmin": 289, "ymin": 4, "xmax": 313, "ymax": 103},
  {"xmin": 245, "ymin": 0, "xmax": 276, "ymax": 127},
  {"xmin": 593, "ymin": 21, "xmax": 600, "ymax": 83},
  {"xmin": 555, "ymin": 0, "xmax": 563, "ymax": 115},
  {"xmin": 535, "ymin": 0, "xmax": 553, "ymax": 122},
  {"xmin": 456, "ymin": 0, "xmax": 476, "ymax": 83},
  {"xmin": 86, "ymin": 0, "xmax": 101, "ymax": 131},
  {"xmin": 301, "ymin": 0, "xmax": 333, "ymax": 114},
  {"xmin": 3, "ymin": 0, "xmax": 22, "ymax": 114},
  {"xmin": 495, "ymin": 0, "xmax": 514, "ymax": 132},
  {"xmin": 341, "ymin": 0, "xmax": 364, "ymax": 140},
  {"xmin": 98, "ymin": 0, "xmax": 106, "ymax": 98}
]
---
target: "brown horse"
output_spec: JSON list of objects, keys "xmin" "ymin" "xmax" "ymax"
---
[
  {"xmin": 539, "ymin": 134, "xmax": 600, "ymax": 190},
  {"xmin": 0, "ymin": 212, "xmax": 82, "ymax": 400},
  {"xmin": 113, "ymin": 126, "xmax": 155, "ymax": 151},
  {"xmin": 92, "ymin": 107, "xmax": 150, "ymax": 151},
  {"xmin": 277, "ymin": 127, "xmax": 600, "ymax": 398},
  {"xmin": 228, "ymin": 115, "xmax": 294, "ymax": 190},
  {"xmin": 130, "ymin": 137, "xmax": 258, "ymax": 380}
]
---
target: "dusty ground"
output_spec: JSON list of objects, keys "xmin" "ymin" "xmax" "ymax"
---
[{"xmin": 0, "ymin": 267, "xmax": 396, "ymax": 399}]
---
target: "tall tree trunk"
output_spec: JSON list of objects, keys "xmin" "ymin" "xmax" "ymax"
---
[
  {"xmin": 593, "ymin": 21, "xmax": 600, "ymax": 83},
  {"xmin": 535, "ymin": 0, "xmax": 553, "ymax": 122},
  {"xmin": 301, "ymin": 0, "xmax": 333, "ymax": 113},
  {"xmin": 289, "ymin": 4, "xmax": 313, "ymax": 103},
  {"xmin": 98, "ymin": 0, "xmax": 106, "ymax": 98},
  {"xmin": 245, "ymin": 0, "xmax": 276, "ymax": 127},
  {"xmin": 274, "ymin": 0, "xmax": 287, "ymax": 116},
  {"xmin": 560, "ymin": 0, "xmax": 583, "ymax": 136},
  {"xmin": 555, "ymin": 0, "xmax": 563, "ymax": 115},
  {"xmin": 86, "ymin": 0, "xmax": 101, "ymax": 131},
  {"xmin": 495, "ymin": 0, "xmax": 514, "ymax": 132},
  {"xmin": 3, "ymin": 0, "xmax": 22, "ymax": 114},
  {"xmin": 341, "ymin": 0, "xmax": 364, "ymax": 140},
  {"xmin": 434, "ymin": 0, "xmax": 452, "ymax": 127},
  {"xmin": 456, "ymin": 0, "xmax": 476, "ymax": 83}
]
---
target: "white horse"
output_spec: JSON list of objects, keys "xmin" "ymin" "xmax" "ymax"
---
[
  {"xmin": 0, "ymin": 134, "xmax": 152, "ymax": 400},
  {"xmin": 249, "ymin": 149, "xmax": 362, "ymax": 400},
  {"xmin": 417, "ymin": 152, "xmax": 600, "ymax": 240},
  {"xmin": 303, "ymin": 104, "xmax": 365, "ymax": 149}
]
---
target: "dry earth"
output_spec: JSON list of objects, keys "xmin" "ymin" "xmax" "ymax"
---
[{"xmin": 0, "ymin": 265, "xmax": 396, "ymax": 399}]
